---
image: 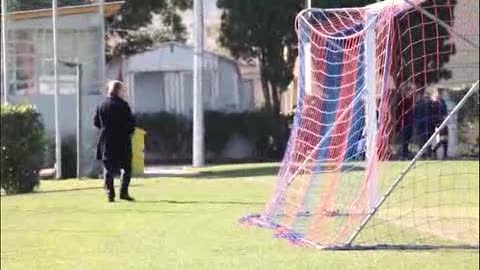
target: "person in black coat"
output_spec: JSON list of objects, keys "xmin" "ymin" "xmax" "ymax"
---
[
  {"xmin": 414, "ymin": 94, "xmax": 433, "ymax": 158},
  {"xmin": 431, "ymin": 94, "xmax": 449, "ymax": 159},
  {"xmin": 94, "ymin": 80, "xmax": 135, "ymax": 202}
]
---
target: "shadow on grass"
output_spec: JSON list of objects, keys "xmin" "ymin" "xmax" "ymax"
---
[
  {"xmin": 191, "ymin": 163, "xmax": 364, "ymax": 179},
  {"xmin": 198, "ymin": 166, "xmax": 280, "ymax": 179},
  {"xmin": 135, "ymin": 200, "xmax": 264, "ymax": 206},
  {"xmin": 2, "ymin": 228, "xmax": 110, "ymax": 234},
  {"xmin": 145, "ymin": 164, "xmax": 281, "ymax": 179},
  {"xmin": 4, "ymin": 184, "xmax": 145, "ymax": 196},
  {"xmin": 16, "ymin": 207, "xmax": 195, "ymax": 215}
]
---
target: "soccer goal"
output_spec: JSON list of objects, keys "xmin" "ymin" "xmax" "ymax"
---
[{"xmin": 241, "ymin": 0, "xmax": 479, "ymax": 250}]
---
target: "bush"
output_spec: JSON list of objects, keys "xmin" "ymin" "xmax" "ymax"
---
[
  {"xmin": 449, "ymin": 88, "xmax": 479, "ymax": 124},
  {"xmin": 135, "ymin": 111, "xmax": 290, "ymax": 162},
  {"xmin": 449, "ymin": 88, "xmax": 479, "ymax": 158},
  {"xmin": 135, "ymin": 112, "xmax": 192, "ymax": 161},
  {"xmin": 44, "ymin": 135, "xmax": 79, "ymax": 179},
  {"xmin": 204, "ymin": 111, "xmax": 237, "ymax": 155},
  {"xmin": 61, "ymin": 136, "xmax": 77, "ymax": 179},
  {"xmin": 205, "ymin": 111, "xmax": 290, "ymax": 159},
  {"xmin": 240, "ymin": 111, "xmax": 290, "ymax": 159},
  {"xmin": 0, "ymin": 104, "xmax": 46, "ymax": 194}
]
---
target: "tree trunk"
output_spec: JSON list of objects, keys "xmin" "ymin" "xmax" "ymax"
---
[
  {"xmin": 270, "ymin": 81, "xmax": 281, "ymax": 119},
  {"xmin": 260, "ymin": 65, "xmax": 272, "ymax": 111}
]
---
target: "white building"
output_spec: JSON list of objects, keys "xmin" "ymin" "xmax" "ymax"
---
[
  {"xmin": 0, "ymin": 2, "xmax": 122, "ymax": 175},
  {"xmin": 0, "ymin": 3, "xmax": 259, "ymax": 171},
  {"xmin": 107, "ymin": 42, "xmax": 255, "ymax": 115}
]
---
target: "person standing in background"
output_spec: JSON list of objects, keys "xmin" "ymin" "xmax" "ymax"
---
[
  {"xmin": 431, "ymin": 90, "xmax": 449, "ymax": 159},
  {"xmin": 414, "ymin": 90, "xmax": 434, "ymax": 159},
  {"xmin": 396, "ymin": 84, "xmax": 415, "ymax": 160}
]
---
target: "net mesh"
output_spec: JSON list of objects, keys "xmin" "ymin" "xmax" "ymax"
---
[{"xmin": 241, "ymin": 0, "xmax": 479, "ymax": 250}]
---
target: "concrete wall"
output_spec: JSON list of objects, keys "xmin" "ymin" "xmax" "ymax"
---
[
  {"xmin": 438, "ymin": 0, "xmax": 479, "ymax": 88},
  {"xmin": 8, "ymin": 94, "xmax": 104, "ymax": 175},
  {"xmin": 1, "ymin": 11, "xmax": 106, "ymax": 175},
  {"xmin": 3, "ymin": 12, "xmax": 104, "ymax": 96}
]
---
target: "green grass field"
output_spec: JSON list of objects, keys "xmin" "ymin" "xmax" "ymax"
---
[{"xmin": 1, "ymin": 162, "xmax": 479, "ymax": 270}]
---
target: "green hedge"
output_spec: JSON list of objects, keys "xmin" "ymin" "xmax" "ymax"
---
[
  {"xmin": 135, "ymin": 111, "xmax": 290, "ymax": 162},
  {"xmin": 135, "ymin": 112, "xmax": 192, "ymax": 161},
  {"xmin": 1, "ymin": 104, "xmax": 46, "ymax": 194},
  {"xmin": 449, "ymin": 88, "xmax": 479, "ymax": 157},
  {"xmin": 44, "ymin": 135, "xmax": 77, "ymax": 179}
]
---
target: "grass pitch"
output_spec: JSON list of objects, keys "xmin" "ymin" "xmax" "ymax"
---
[{"xmin": 1, "ymin": 162, "xmax": 479, "ymax": 269}]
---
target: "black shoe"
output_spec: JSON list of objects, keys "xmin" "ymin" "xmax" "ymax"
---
[
  {"xmin": 108, "ymin": 196, "xmax": 115, "ymax": 203},
  {"xmin": 119, "ymin": 194, "xmax": 135, "ymax": 201}
]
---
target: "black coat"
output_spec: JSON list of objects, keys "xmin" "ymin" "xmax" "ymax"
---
[{"xmin": 94, "ymin": 96, "xmax": 135, "ymax": 167}]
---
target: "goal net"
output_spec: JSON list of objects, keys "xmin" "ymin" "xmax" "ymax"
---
[{"xmin": 241, "ymin": 0, "xmax": 479, "ymax": 250}]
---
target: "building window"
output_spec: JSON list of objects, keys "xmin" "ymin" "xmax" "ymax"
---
[
  {"xmin": 9, "ymin": 30, "xmax": 36, "ymax": 95},
  {"xmin": 7, "ymin": 28, "xmax": 102, "ymax": 96}
]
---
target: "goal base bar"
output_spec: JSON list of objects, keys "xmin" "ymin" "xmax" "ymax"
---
[
  {"xmin": 325, "ymin": 244, "xmax": 480, "ymax": 251},
  {"xmin": 240, "ymin": 214, "xmax": 480, "ymax": 251}
]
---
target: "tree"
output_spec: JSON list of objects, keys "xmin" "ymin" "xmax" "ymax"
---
[
  {"xmin": 5, "ymin": 0, "xmax": 91, "ymax": 12},
  {"xmin": 216, "ymin": 0, "xmax": 378, "ymax": 117},
  {"xmin": 391, "ymin": 0, "xmax": 457, "ymax": 89},
  {"xmin": 218, "ymin": 0, "xmax": 456, "ymax": 117},
  {"xmin": 151, "ymin": 2, "xmax": 188, "ymax": 43},
  {"xmin": 217, "ymin": 0, "xmax": 374, "ymax": 116},
  {"xmin": 310, "ymin": 0, "xmax": 456, "ymax": 89},
  {"xmin": 106, "ymin": 0, "xmax": 192, "ymax": 59},
  {"xmin": 1, "ymin": 0, "xmax": 192, "ymax": 63},
  {"xmin": 217, "ymin": 0, "xmax": 302, "ymax": 117}
]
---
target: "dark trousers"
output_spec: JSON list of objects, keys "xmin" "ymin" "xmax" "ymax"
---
[
  {"xmin": 416, "ymin": 124, "xmax": 434, "ymax": 159},
  {"xmin": 103, "ymin": 160, "xmax": 131, "ymax": 198},
  {"xmin": 432, "ymin": 132, "xmax": 449, "ymax": 159},
  {"xmin": 418, "ymin": 134, "xmax": 433, "ymax": 159},
  {"xmin": 400, "ymin": 127, "xmax": 413, "ymax": 159}
]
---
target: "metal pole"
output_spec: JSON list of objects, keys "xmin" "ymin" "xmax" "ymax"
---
[
  {"xmin": 1, "ymin": 0, "xmax": 7, "ymax": 104},
  {"xmin": 305, "ymin": 0, "xmax": 311, "ymax": 9},
  {"xmin": 76, "ymin": 63, "xmax": 82, "ymax": 179},
  {"xmin": 193, "ymin": 0, "xmax": 204, "ymax": 167},
  {"xmin": 53, "ymin": 0, "xmax": 62, "ymax": 179},
  {"xmin": 346, "ymin": 80, "xmax": 480, "ymax": 246},
  {"xmin": 99, "ymin": 0, "xmax": 106, "ymax": 86},
  {"xmin": 364, "ymin": 13, "xmax": 378, "ymax": 210}
]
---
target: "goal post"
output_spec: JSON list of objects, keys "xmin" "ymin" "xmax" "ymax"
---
[
  {"xmin": 364, "ymin": 12, "xmax": 379, "ymax": 212},
  {"xmin": 241, "ymin": 0, "xmax": 479, "ymax": 251}
]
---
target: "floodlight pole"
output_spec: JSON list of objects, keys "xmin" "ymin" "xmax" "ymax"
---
[
  {"xmin": 54, "ymin": 59, "xmax": 82, "ymax": 179},
  {"xmin": 193, "ymin": 0, "xmax": 204, "ymax": 167},
  {"xmin": 305, "ymin": 0, "xmax": 311, "ymax": 8},
  {"xmin": 99, "ymin": 0, "xmax": 106, "ymax": 85},
  {"xmin": 1, "ymin": 0, "xmax": 7, "ymax": 104},
  {"xmin": 52, "ymin": 0, "xmax": 62, "ymax": 179}
]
